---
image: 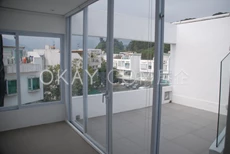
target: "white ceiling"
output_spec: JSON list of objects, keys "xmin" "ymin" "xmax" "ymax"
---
[{"xmin": 0, "ymin": 0, "xmax": 94, "ymax": 15}]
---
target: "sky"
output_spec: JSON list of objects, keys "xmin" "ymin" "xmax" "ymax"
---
[
  {"xmin": 3, "ymin": 0, "xmax": 230, "ymax": 50},
  {"xmin": 90, "ymin": 0, "xmax": 230, "ymax": 22}
]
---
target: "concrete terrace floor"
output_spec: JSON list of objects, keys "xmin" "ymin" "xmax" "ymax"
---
[
  {"xmin": 86, "ymin": 103, "xmax": 221, "ymax": 154},
  {"xmin": 0, "ymin": 103, "xmax": 224, "ymax": 154}
]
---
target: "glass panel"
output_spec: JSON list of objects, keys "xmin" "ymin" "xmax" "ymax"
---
[
  {"xmin": 71, "ymin": 10, "xmax": 84, "ymax": 127},
  {"xmin": 7, "ymin": 80, "xmax": 17, "ymax": 95},
  {"xmin": 86, "ymin": 0, "xmax": 108, "ymax": 151},
  {"xmin": 160, "ymin": 0, "xmax": 229, "ymax": 153},
  {"xmin": 28, "ymin": 78, "xmax": 32, "ymax": 91},
  {"xmin": 0, "ymin": 34, "xmax": 18, "ymax": 108},
  {"xmin": 217, "ymin": 53, "xmax": 230, "ymax": 146},
  {"xmin": 112, "ymin": 0, "xmax": 155, "ymax": 153},
  {"xmin": 19, "ymin": 35, "xmax": 61, "ymax": 105},
  {"xmin": 33, "ymin": 78, "xmax": 40, "ymax": 90}
]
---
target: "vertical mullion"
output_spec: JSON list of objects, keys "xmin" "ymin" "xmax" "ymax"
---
[
  {"xmin": 106, "ymin": 0, "xmax": 114, "ymax": 153},
  {"xmin": 15, "ymin": 34, "xmax": 22, "ymax": 108},
  {"xmin": 60, "ymin": 35, "xmax": 65, "ymax": 106},
  {"xmin": 83, "ymin": 7, "xmax": 89, "ymax": 133},
  {"xmin": 66, "ymin": 17, "xmax": 72, "ymax": 121},
  {"xmin": 150, "ymin": 0, "xmax": 165, "ymax": 154}
]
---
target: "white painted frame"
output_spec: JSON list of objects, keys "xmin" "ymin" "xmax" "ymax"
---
[{"xmin": 0, "ymin": 30, "xmax": 65, "ymax": 111}]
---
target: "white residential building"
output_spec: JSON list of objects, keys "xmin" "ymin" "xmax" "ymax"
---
[
  {"xmin": 3, "ymin": 46, "xmax": 43, "ymax": 107},
  {"xmin": 72, "ymin": 48, "xmax": 103, "ymax": 69},
  {"xmin": 113, "ymin": 53, "xmax": 141, "ymax": 80},
  {"xmin": 113, "ymin": 52, "xmax": 170, "ymax": 81},
  {"xmin": 34, "ymin": 45, "xmax": 82, "ymax": 68},
  {"xmin": 139, "ymin": 53, "xmax": 170, "ymax": 81}
]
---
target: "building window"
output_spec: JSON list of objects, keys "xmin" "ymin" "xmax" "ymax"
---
[
  {"xmin": 28, "ymin": 77, "xmax": 40, "ymax": 91},
  {"xmin": 122, "ymin": 61, "xmax": 125, "ymax": 67},
  {"xmin": 124, "ymin": 71, "xmax": 131, "ymax": 76},
  {"xmin": 148, "ymin": 62, "xmax": 152, "ymax": 69},
  {"xmin": 141, "ymin": 64, "xmax": 147, "ymax": 70},
  {"xmin": 6, "ymin": 80, "xmax": 17, "ymax": 95},
  {"xmin": 118, "ymin": 61, "xmax": 122, "ymax": 67},
  {"xmin": 125, "ymin": 63, "xmax": 130, "ymax": 69},
  {"xmin": 163, "ymin": 65, "xmax": 167, "ymax": 71}
]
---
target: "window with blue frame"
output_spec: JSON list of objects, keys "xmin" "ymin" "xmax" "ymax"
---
[
  {"xmin": 28, "ymin": 77, "xmax": 40, "ymax": 91},
  {"xmin": 6, "ymin": 80, "xmax": 17, "ymax": 95}
]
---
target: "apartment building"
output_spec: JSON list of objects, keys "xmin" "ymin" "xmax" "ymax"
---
[
  {"xmin": 3, "ymin": 46, "xmax": 43, "ymax": 107},
  {"xmin": 140, "ymin": 53, "xmax": 170, "ymax": 81},
  {"xmin": 73, "ymin": 48, "xmax": 103, "ymax": 69},
  {"xmin": 113, "ymin": 52, "xmax": 170, "ymax": 82}
]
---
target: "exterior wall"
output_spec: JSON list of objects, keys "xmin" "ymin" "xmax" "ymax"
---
[
  {"xmin": 130, "ymin": 55, "xmax": 141, "ymax": 79},
  {"xmin": 4, "ymin": 52, "xmax": 44, "ymax": 107},
  {"xmin": 88, "ymin": 49, "xmax": 103, "ymax": 69},
  {"xmin": 171, "ymin": 16, "xmax": 230, "ymax": 113},
  {"xmin": 71, "ymin": 87, "xmax": 172, "ymax": 119},
  {"xmin": 4, "ymin": 72, "xmax": 44, "ymax": 107},
  {"xmin": 0, "ymin": 8, "xmax": 65, "ymax": 34}
]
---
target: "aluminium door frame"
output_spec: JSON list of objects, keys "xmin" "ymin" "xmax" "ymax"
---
[
  {"xmin": 151, "ymin": 0, "xmax": 165, "ymax": 154},
  {"xmin": 66, "ymin": 0, "xmax": 165, "ymax": 154}
]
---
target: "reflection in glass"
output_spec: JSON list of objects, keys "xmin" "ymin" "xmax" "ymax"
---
[{"xmin": 217, "ymin": 53, "xmax": 230, "ymax": 146}]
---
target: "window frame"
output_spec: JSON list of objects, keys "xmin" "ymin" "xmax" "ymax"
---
[
  {"xmin": 6, "ymin": 79, "xmax": 18, "ymax": 96},
  {"xmin": 0, "ymin": 30, "xmax": 65, "ymax": 111},
  {"xmin": 28, "ymin": 77, "xmax": 40, "ymax": 92}
]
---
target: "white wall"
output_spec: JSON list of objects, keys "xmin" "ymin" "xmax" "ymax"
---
[
  {"xmin": 171, "ymin": 16, "xmax": 230, "ymax": 113},
  {"xmin": 71, "ymin": 87, "xmax": 171, "ymax": 119},
  {"xmin": 4, "ymin": 72, "xmax": 44, "ymax": 107},
  {"xmin": 0, "ymin": 8, "xmax": 65, "ymax": 34},
  {"xmin": 72, "ymin": 10, "xmax": 177, "ymax": 44},
  {"xmin": 0, "ymin": 103, "xmax": 66, "ymax": 131}
]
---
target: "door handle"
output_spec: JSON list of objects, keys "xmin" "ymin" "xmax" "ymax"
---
[{"xmin": 102, "ymin": 92, "xmax": 108, "ymax": 103}]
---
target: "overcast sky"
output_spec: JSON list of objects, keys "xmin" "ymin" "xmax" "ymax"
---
[
  {"xmin": 90, "ymin": 0, "xmax": 230, "ymax": 22},
  {"xmin": 3, "ymin": 0, "xmax": 230, "ymax": 50}
]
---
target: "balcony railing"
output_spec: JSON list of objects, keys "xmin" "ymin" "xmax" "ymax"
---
[{"xmin": 4, "ymin": 64, "xmax": 42, "ymax": 74}]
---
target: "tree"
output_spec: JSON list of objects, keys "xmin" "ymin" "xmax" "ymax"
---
[
  {"xmin": 43, "ymin": 64, "xmax": 61, "ymax": 101},
  {"xmin": 141, "ymin": 47, "xmax": 154, "ymax": 60},
  {"xmin": 98, "ymin": 60, "xmax": 118, "ymax": 86},
  {"xmin": 95, "ymin": 37, "xmax": 106, "ymax": 51},
  {"xmin": 95, "ymin": 38, "xmax": 125, "ymax": 53},
  {"xmin": 126, "ymin": 41, "xmax": 170, "ymax": 60},
  {"xmin": 127, "ymin": 41, "xmax": 154, "ymax": 52}
]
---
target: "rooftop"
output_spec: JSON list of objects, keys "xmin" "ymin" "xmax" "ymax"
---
[{"xmin": 0, "ymin": 103, "xmax": 221, "ymax": 154}]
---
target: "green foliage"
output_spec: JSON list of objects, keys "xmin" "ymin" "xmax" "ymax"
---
[
  {"xmin": 164, "ymin": 44, "xmax": 170, "ymax": 53},
  {"xmin": 127, "ymin": 41, "xmax": 154, "ymax": 52},
  {"xmin": 43, "ymin": 64, "xmax": 61, "ymax": 102},
  {"xmin": 95, "ymin": 38, "xmax": 106, "ymax": 51},
  {"xmin": 95, "ymin": 38, "xmax": 125, "ymax": 54},
  {"xmin": 114, "ymin": 39, "xmax": 124, "ymax": 53},
  {"xmin": 98, "ymin": 60, "xmax": 119, "ymax": 86},
  {"xmin": 141, "ymin": 47, "xmax": 154, "ymax": 60},
  {"xmin": 127, "ymin": 41, "xmax": 170, "ymax": 60}
]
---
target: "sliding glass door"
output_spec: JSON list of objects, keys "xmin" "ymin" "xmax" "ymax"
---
[{"xmin": 70, "ymin": 1, "xmax": 110, "ymax": 152}]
